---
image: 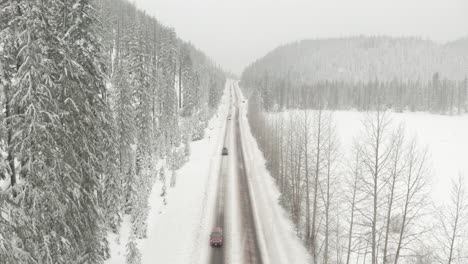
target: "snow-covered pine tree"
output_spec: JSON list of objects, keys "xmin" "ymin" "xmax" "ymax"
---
[
  {"xmin": 0, "ymin": 1, "xmax": 32, "ymax": 262},
  {"xmin": 99, "ymin": 129, "xmax": 123, "ymax": 234},
  {"xmin": 128, "ymin": 16, "xmax": 153, "ymax": 241},
  {"xmin": 96, "ymin": 5, "xmax": 128, "ymax": 233},
  {"xmin": 126, "ymin": 233, "xmax": 141, "ymax": 264},
  {"xmin": 178, "ymin": 44, "xmax": 195, "ymax": 115},
  {"xmin": 110, "ymin": 61, "xmax": 135, "ymax": 223},
  {"xmin": 0, "ymin": 0, "xmax": 118, "ymax": 263},
  {"xmin": 2, "ymin": 1, "xmax": 68, "ymax": 262},
  {"xmin": 170, "ymin": 170, "xmax": 177, "ymax": 188},
  {"xmin": 159, "ymin": 166, "xmax": 167, "ymax": 197},
  {"xmin": 184, "ymin": 136, "xmax": 191, "ymax": 159},
  {"xmin": 125, "ymin": 154, "xmax": 138, "ymax": 213},
  {"xmin": 48, "ymin": 0, "xmax": 117, "ymax": 262},
  {"xmin": 160, "ymin": 28, "xmax": 179, "ymax": 151}
]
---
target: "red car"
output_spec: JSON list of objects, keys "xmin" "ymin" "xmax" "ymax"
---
[{"xmin": 210, "ymin": 227, "xmax": 223, "ymax": 247}]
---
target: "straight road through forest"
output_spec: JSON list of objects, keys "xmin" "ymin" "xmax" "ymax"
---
[
  {"xmin": 209, "ymin": 83, "xmax": 263, "ymax": 264},
  {"xmin": 209, "ymin": 101, "xmax": 230, "ymax": 263}
]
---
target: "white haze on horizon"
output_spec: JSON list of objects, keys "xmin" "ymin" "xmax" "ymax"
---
[{"xmin": 133, "ymin": 0, "xmax": 468, "ymax": 74}]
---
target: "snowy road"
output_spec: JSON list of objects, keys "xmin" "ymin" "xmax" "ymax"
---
[
  {"xmin": 209, "ymin": 82, "xmax": 263, "ymax": 264},
  {"xmin": 210, "ymin": 112, "xmax": 230, "ymax": 263}
]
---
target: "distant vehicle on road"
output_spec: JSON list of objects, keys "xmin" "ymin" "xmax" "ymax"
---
[
  {"xmin": 210, "ymin": 227, "xmax": 223, "ymax": 247},
  {"xmin": 222, "ymin": 147, "xmax": 228, "ymax": 155}
]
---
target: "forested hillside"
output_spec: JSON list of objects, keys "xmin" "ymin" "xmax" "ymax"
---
[
  {"xmin": 241, "ymin": 36, "xmax": 468, "ymax": 114},
  {"xmin": 0, "ymin": 0, "xmax": 225, "ymax": 263}
]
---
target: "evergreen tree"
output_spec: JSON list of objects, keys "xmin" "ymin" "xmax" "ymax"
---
[{"xmin": 126, "ymin": 234, "xmax": 141, "ymax": 264}]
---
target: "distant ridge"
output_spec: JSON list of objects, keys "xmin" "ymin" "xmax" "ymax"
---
[{"xmin": 243, "ymin": 36, "xmax": 468, "ymax": 83}]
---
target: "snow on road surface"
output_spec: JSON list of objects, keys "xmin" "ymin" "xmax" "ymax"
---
[
  {"xmin": 225, "ymin": 103, "xmax": 242, "ymax": 264},
  {"xmin": 235, "ymin": 83, "xmax": 312, "ymax": 264}
]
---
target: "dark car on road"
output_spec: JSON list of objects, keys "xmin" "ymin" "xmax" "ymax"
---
[
  {"xmin": 222, "ymin": 147, "xmax": 228, "ymax": 155},
  {"xmin": 210, "ymin": 227, "xmax": 223, "ymax": 247}
]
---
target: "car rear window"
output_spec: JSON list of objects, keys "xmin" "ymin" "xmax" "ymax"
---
[{"xmin": 211, "ymin": 233, "xmax": 222, "ymax": 237}]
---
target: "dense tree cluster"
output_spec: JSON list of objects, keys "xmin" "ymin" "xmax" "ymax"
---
[
  {"xmin": 243, "ymin": 73, "xmax": 468, "ymax": 115},
  {"xmin": 241, "ymin": 37, "xmax": 468, "ymax": 114},
  {"xmin": 0, "ymin": 0, "xmax": 225, "ymax": 263}
]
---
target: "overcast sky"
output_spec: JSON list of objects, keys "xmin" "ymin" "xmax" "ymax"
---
[{"xmin": 133, "ymin": 0, "xmax": 468, "ymax": 75}]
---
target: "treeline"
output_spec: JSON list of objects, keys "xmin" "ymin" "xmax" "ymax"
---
[
  {"xmin": 242, "ymin": 71, "xmax": 468, "ymax": 115},
  {"xmin": 0, "ymin": 0, "xmax": 225, "ymax": 263},
  {"xmin": 248, "ymin": 96, "xmax": 468, "ymax": 264},
  {"xmin": 241, "ymin": 36, "xmax": 468, "ymax": 114}
]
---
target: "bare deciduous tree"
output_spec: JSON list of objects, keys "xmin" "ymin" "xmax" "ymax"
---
[
  {"xmin": 322, "ymin": 113, "xmax": 339, "ymax": 264},
  {"xmin": 357, "ymin": 110, "xmax": 396, "ymax": 264},
  {"xmin": 434, "ymin": 175, "xmax": 468, "ymax": 264},
  {"xmin": 382, "ymin": 126, "xmax": 406, "ymax": 264},
  {"xmin": 393, "ymin": 139, "xmax": 430, "ymax": 264},
  {"xmin": 311, "ymin": 106, "xmax": 327, "ymax": 261},
  {"xmin": 345, "ymin": 149, "xmax": 362, "ymax": 264}
]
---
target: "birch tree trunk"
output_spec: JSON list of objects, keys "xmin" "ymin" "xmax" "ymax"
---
[
  {"xmin": 394, "ymin": 140, "xmax": 429, "ymax": 264},
  {"xmin": 346, "ymin": 151, "xmax": 361, "ymax": 264},
  {"xmin": 311, "ymin": 107, "xmax": 323, "ymax": 261}
]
